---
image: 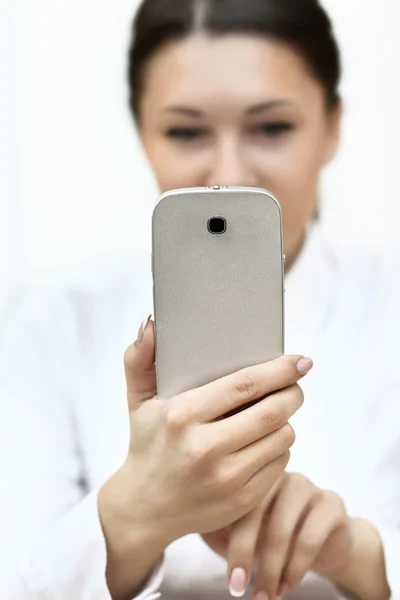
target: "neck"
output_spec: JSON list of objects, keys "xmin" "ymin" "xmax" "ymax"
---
[{"xmin": 284, "ymin": 229, "xmax": 308, "ymax": 275}]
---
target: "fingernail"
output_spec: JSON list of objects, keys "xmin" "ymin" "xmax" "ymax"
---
[
  {"xmin": 277, "ymin": 583, "xmax": 290, "ymax": 598},
  {"xmin": 138, "ymin": 315, "xmax": 152, "ymax": 343},
  {"xmin": 297, "ymin": 357, "xmax": 313, "ymax": 376},
  {"xmin": 229, "ymin": 568, "xmax": 248, "ymax": 597},
  {"xmin": 254, "ymin": 592, "xmax": 269, "ymax": 600}
]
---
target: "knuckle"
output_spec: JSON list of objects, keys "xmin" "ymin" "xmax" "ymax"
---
[
  {"xmin": 322, "ymin": 490, "xmax": 346, "ymax": 512},
  {"xmin": 235, "ymin": 488, "xmax": 255, "ymax": 512},
  {"xmin": 261, "ymin": 404, "xmax": 285, "ymax": 428},
  {"xmin": 289, "ymin": 472, "xmax": 310, "ymax": 488},
  {"xmin": 294, "ymin": 383, "xmax": 305, "ymax": 406},
  {"xmin": 288, "ymin": 383, "xmax": 304, "ymax": 408},
  {"xmin": 275, "ymin": 450, "xmax": 291, "ymax": 471},
  {"xmin": 215, "ymin": 464, "xmax": 238, "ymax": 492},
  {"xmin": 123, "ymin": 344, "xmax": 136, "ymax": 369},
  {"xmin": 231, "ymin": 372, "xmax": 260, "ymax": 403},
  {"xmin": 320, "ymin": 489, "xmax": 334, "ymax": 502},
  {"xmin": 322, "ymin": 489, "xmax": 339, "ymax": 502},
  {"xmin": 165, "ymin": 401, "xmax": 186, "ymax": 431},
  {"xmin": 280, "ymin": 423, "xmax": 296, "ymax": 448},
  {"xmin": 184, "ymin": 436, "xmax": 213, "ymax": 467},
  {"xmin": 283, "ymin": 450, "xmax": 292, "ymax": 466}
]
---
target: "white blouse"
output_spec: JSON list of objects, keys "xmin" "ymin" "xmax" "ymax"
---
[{"xmin": 0, "ymin": 224, "xmax": 399, "ymax": 600}]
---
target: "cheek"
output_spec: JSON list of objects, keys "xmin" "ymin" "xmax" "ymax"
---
[
  {"xmin": 256, "ymin": 134, "xmax": 324, "ymax": 194},
  {"xmin": 254, "ymin": 132, "xmax": 325, "ymax": 217},
  {"xmin": 249, "ymin": 131, "xmax": 326, "ymax": 251}
]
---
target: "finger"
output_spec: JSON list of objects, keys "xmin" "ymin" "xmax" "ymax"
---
[
  {"xmin": 227, "ymin": 505, "xmax": 265, "ymax": 597},
  {"xmin": 281, "ymin": 493, "xmax": 347, "ymax": 592},
  {"xmin": 224, "ymin": 423, "xmax": 296, "ymax": 492},
  {"xmin": 229, "ymin": 423, "xmax": 296, "ymax": 485},
  {"xmin": 184, "ymin": 355, "xmax": 312, "ymax": 423},
  {"xmin": 243, "ymin": 452, "xmax": 291, "ymax": 515},
  {"xmin": 226, "ymin": 476, "xmax": 282, "ymax": 599},
  {"xmin": 253, "ymin": 474, "xmax": 316, "ymax": 600},
  {"xmin": 212, "ymin": 384, "xmax": 303, "ymax": 453},
  {"xmin": 124, "ymin": 316, "xmax": 157, "ymax": 410}
]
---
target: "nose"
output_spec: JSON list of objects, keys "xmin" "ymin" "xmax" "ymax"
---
[{"xmin": 205, "ymin": 137, "xmax": 258, "ymax": 188}]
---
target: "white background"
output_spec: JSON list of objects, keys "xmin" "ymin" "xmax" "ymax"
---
[{"xmin": 1, "ymin": 0, "xmax": 400, "ymax": 319}]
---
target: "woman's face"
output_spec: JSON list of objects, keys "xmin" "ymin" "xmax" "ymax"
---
[{"xmin": 139, "ymin": 34, "xmax": 341, "ymax": 264}]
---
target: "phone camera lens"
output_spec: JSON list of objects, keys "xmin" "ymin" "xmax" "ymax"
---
[{"xmin": 208, "ymin": 217, "xmax": 227, "ymax": 235}]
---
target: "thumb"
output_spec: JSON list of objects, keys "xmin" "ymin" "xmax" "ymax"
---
[
  {"xmin": 227, "ymin": 506, "xmax": 265, "ymax": 597},
  {"xmin": 124, "ymin": 316, "xmax": 157, "ymax": 410}
]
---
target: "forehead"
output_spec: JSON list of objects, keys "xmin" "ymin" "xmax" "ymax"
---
[{"xmin": 140, "ymin": 34, "xmax": 325, "ymax": 113}]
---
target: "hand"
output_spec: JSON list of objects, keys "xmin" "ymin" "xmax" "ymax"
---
[
  {"xmin": 104, "ymin": 317, "xmax": 310, "ymax": 539},
  {"xmin": 99, "ymin": 317, "xmax": 311, "ymax": 599},
  {"xmin": 224, "ymin": 473, "xmax": 353, "ymax": 599}
]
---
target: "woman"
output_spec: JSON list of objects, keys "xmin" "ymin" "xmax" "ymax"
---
[{"xmin": 0, "ymin": 0, "xmax": 398, "ymax": 599}]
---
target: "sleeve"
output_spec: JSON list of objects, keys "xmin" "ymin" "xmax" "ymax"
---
[{"xmin": 0, "ymin": 290, "xmax": 164, "ymax": 599}]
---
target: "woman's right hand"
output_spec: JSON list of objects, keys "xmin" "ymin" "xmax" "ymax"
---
[{"xmin": 99, "ymin": 316, "xmax": 312, "ymax": 600}]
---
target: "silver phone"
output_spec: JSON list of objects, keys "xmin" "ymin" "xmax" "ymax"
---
[{"xmin": 152, "ymin": 186, "xmax": 285, "ymax": 400}]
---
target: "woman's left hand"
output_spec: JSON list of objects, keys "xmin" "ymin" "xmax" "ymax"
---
[{"xmin": 202, "ymin": 472, "xmax": 354, "ymax": 599}]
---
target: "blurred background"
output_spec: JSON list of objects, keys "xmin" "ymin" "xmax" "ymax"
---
[{"xmin": 1, "ymin": 0, "xmax": 400, "ymax": 319}]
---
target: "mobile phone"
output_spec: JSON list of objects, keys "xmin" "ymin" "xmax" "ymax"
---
[{"xmin": 152, "ymin": 186, "xmax": 285, "ymax": 400}]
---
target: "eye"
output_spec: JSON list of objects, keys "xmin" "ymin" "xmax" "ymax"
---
[
  {"xmin": 256, "ymin": 122, "xmax": 294, "ymax": 136},
  {"xmin": 165, "ymin": 127, "xmax": 207, "ymax": 141}
]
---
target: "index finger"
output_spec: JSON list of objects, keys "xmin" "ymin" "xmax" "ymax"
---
[{"xmin": 179, "ymin": 355, "xmax": 312, "ymax": 422}]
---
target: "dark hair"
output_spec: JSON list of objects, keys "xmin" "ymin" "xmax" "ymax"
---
[{"xmin": 128, "ymin": 0, "xmax": 341, "ymax": 119}]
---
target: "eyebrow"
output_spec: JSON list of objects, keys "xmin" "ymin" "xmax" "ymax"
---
[
  {"xmin": 162, "ymin": 106, "xmax": 203, "ymax": 117},
  {"xmin": 162, "ymin": 99, "xmax": 295, "ymax": 118},
  {"xmin": 246, "ymin": 100, "xmax": 295, "ymax": 115}
]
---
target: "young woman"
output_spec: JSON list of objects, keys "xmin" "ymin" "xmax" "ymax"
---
[{"xmin": 0, "ymin": 1, "xmax": 398, "ymax": 599}]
